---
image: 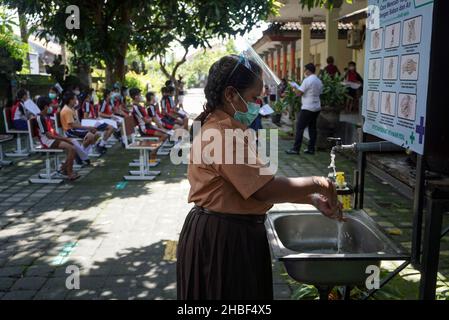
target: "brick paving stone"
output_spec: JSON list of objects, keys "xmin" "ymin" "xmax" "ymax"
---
[
  {"xmin": 34, "ymin": 288, "xmax": 69, "ymax": 300},
  {"xmin": 2, "ymin": 290, "xmax": 36, "ymax": 300},
  {"xmin": 0, "ymin": 266, "xmax": 26, "ymax": 278},
  {"xmin": 24, "ymin": 265, "xmax": 56, "ymax": 277},
  {"xmin": 11, "ymin": 277, "xmax": 47, "ymax": 291},
  {"xmin": 0, "ymin": 277, "xmax": 16, "ymax": 291}
]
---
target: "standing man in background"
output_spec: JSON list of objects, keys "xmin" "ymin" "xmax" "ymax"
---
[{"xmin": 286, "ymin": 63, "xmax": 323, "ymax": 155}]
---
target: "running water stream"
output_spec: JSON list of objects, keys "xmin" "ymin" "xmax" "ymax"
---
[
  {"xmin": 337, "ymin": 221, "xmax": 343, "ymax": 253},
  {"xmin": 329, "ymin": 151, "xmax": 344, "ymax": 253},
  {"xmin": 328, "ymin": 152, "xmax": 337, "ymax": 180}
]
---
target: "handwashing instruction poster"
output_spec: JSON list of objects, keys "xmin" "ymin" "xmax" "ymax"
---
[{"xmin": 362, "ymin": 0, "xmax": 434, "ymax": 154}]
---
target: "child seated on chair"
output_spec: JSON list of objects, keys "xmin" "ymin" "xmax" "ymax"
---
[
  {"xmin": 130, "ymin": 88, "xmax": 169, "ymax": 142},
  {"xmin": 36, "ymin": 96, "xmax": 81, "ymax": 180},
  {"xmin": 11, "ymin": 88, "xmax": 32, "ymax": 130},
  {"xmin": 99, "ymin": 89, "xmax": 125, "ymax": 145},
  {"xmin": 160, "ymin": 87, "xmax": 188, "ymax": 130},
  {"xmin": 60, "ymin": 91, "xmax": 107, "ymax": 155},
  {"xmin": 167, "ymin": 85, "xmax": 188, "ymax": 119},
  {"xmin": 110, "ymin": 84, "xmax": 129, "ymax": 117},
  {"xmin": 167, "ymin": 86, "xmax": 189, "ymax": 129},
  {"xmin": 48, "ymin": 86, "xmax": 61, "ymax": 115},
  {"xmin": 145, "ymin": 92, "xmax": 180, "ymax": 133},
  {"xmin": 81, "ymin": 89, "xmax": 98, "ymax": 119},
  {"xmin": 149, "ymin": 91, "xmax": 175, "ymax": 131},
  {"xmin": 81, "ymin": 89, "xmax": 115, "ymax": 146}
]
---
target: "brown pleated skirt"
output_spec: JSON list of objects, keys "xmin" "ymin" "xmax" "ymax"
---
[{"xmin": 177, "ymin": 206, "xmax": 273, "ymax": 300}]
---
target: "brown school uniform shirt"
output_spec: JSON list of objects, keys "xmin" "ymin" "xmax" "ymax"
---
[{"xmin": 188, "ymin": 109, "xmax": 274, "ymax": 215}]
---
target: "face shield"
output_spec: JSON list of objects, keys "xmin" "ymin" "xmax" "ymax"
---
[
  {"xmin": 227, "ymin": 37, "xmax": 281, "ymax": 91},
  {"xmin": 218, "ymin": 37, "xmax": 279, "ymax": 118},
  {"xmin": 231, "ymin": 37, "xmax": 281, "ymax": 87}
]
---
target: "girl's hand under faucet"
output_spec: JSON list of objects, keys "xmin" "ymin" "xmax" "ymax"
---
[{"xmin": 312, "ymin": 194, "xmax": 346, "ymax": 222}]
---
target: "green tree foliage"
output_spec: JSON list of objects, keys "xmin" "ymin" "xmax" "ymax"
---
[
  {"xmin": 0, "ymin": 7, "xmax": 29, "ymax": 71},
  {"xmin": 0, "ymin": 0, "xmax": 281, "ymax": 86},
  {"xmin": 319, "ymin": 72, "xmax": 350, "ymax": 109},
  {"xmin": 177, "ymin": 38, "xmax": 238, "ymax": 88},
  {"xmin": 298, "ymin": 0, "xmax": 353, "ymax": 10}
]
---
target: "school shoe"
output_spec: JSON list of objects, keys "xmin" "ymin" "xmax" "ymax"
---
[
  {"xmin": 96, "ymin": 145, "xmax": 107, "ymax": 155},
  {"xmin": 75, "ymin": 154, "xmax": 83, "ymax": 165},
  {"xmin": 113, "ymin": 131, "xmax": 122, "ymax": 140},
  {"xmin": 75, "ymin": 155, "xmax": 90, "ymax": 167},
  {"xmin": 285, "ymin": 149, "xmax": 300, "ymax": 155},
  {"xmin": 303, "ymin": 149, "xmax": 315, "ymax": 155}
]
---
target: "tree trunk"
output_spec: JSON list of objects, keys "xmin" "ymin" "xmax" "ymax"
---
[
  {"xmin": 105, "ymin": 65, "xmax": 114, "ymax": 88},
  {"xmin": 105, "ymin": 43, "xmax": 127, "ymax": 87},
  {"xmin": 18, "ymin": 12, "xmax": 29, "ymax": 43},
  {"xmin": 77, "ymin": 62, "xmax": 92, "ymax": 88},
  {"xmin": 114, "ymin": 45, "xmax": 127, "ymax": 85},
  {"xmin": 17, "ymin": 10, "xmax": 30, "ymax": 69},
  {"xmin": 158, "ymin": 48, "xmax": 189, "ymax": 100},
  {"xmin": 113, "ymin": 6, "xmax": 130, "ymax": 86}
]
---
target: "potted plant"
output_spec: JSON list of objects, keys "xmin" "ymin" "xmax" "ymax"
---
[
  {"xmin": 316, "ymin": 72, "xmax": 351, "ymax": 150},
  {"xmin": 283, "ymin": 83, "xmax": 302, "ymax": 118},
  {"xmin": 281, "ymin": 83, "xmax": 302, "ymax": 136},
  {"xmin": 271, "ymin": 99, "xmax": 286, "ymax": 125}
]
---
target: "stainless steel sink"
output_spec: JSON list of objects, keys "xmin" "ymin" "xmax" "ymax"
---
[{"xmin": 266, "ymin": 210, "xmax": 409, "ymax": 286}]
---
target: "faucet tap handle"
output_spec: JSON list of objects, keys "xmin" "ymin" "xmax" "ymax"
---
[{"xmin": 327, "ymin": 137, "xmax": 342, "ymax": 146}]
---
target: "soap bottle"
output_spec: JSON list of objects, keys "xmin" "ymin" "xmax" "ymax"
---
[{"xmin": 335, "ymin": 172, "xmax": 352, "ymax": 211}]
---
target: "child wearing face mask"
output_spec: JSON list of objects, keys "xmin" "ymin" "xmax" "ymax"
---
[
  {"xmin": 161, "ymin": 86, "xmax": 188, "ymax": 130},
  {"xmin": 343, "ymin": 61, "xmax": 363, "ymax": 112},
  {"xmin": 36, "ymin": 96, "xmax": 82, "ymax": 180},
  {"xmin": 145, "ymin": 92, "xmax": 180, "ymax": 132},
  {"xmin": 48, "ymin": 86, "xmax": 61, "ymax": 114},
  {"xmin": 11, "ymin": 88, "xmax": 31, "ymax": 130},
  {"xmin": 81, "ymin": 90, "xmax": 97, "ymax": 119},
  {"xmin": 130, "ymin": 88, "xmax": 169, "ymax": 141},
  {"xmin": 98, "ymin": 89, "xmax": 125, "ymax": 146},
  {"xmin": 177, "ymin": 55, "xmax": 342, "ymax": 300}
]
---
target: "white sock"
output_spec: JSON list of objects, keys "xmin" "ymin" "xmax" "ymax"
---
[
  {"xmin": 71, "ymin": 140, "xmax": 89, "ymax": 160},
  {"xmin": 83, "ymin": 145, "xmax": 93, "ymax": 156}
]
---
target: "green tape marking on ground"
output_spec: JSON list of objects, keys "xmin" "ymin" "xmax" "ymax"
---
[
  {"xmin": 51, "ymin": 242, "xmax": 78, "ymax": 266},
  {"xmin": 115, "ymin": 181, "xmax": 128, "ymax": 190}
]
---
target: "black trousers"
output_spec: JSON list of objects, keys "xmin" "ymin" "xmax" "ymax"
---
[{"xmin": 293, "ymin": 109, "xmax": 320, "ymax": 152}]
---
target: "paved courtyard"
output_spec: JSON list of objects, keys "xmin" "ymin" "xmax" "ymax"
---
[{"xmin": 0, "ymin": 89, "xmax": 447, "ymax": 300}]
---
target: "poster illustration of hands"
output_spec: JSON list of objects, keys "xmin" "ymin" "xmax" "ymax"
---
[{"xmin": 362, "ymin": 0, "xmax": 434, "ymax": 154}]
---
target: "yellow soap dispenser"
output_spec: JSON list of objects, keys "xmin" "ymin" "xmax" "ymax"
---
[{"xmin": 335, "ymin": 172, "xmax": 352, "ymax": 211}]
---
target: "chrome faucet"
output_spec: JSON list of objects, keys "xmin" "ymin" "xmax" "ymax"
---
[{"xmin": 328, "ymin": 137, "xmax": 404, "ymax": 154}]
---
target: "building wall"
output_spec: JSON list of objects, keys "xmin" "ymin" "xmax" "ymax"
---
[
  {"xmin": 352, "ymin": 46, "xmax": 365, "ymax": 75},
  {"xmin": 337, "ymin": 38, "xmax": 354, "ymax": 73},
  {"xmin": 292, "ymin": 39, "xmax": 354, "ymax": 76}
]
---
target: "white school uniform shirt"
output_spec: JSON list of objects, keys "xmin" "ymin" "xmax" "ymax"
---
[
  {"xmin": 148, "ymin": 104, "xmax": 161, "ymax": 121},
  {"xmin": 13, "ymin": 101, "xmax": 28, "ymax": 121},
  {"xmin": 298, "ymin": 74, "xmax": 323, "ymax": 112},
  {"xmin": 36, "ymin": 115, "xmax": 56, "ymax": 148},
  {"xmin": 132, "ymin": 103, "xmax": 147, "ymax": 132}
]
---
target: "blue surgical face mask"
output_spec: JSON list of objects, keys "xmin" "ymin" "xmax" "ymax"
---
[
  {"xmin": 47, "ymin": 107, "xmax": 53, "ymax": 114},
  {"xmin": 49, "ymin": 93, "xmax": 57, "ymax": 100},
  {"xmin": 230, "ymin": 91, "xmax": 260, "ymax": 126}
]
